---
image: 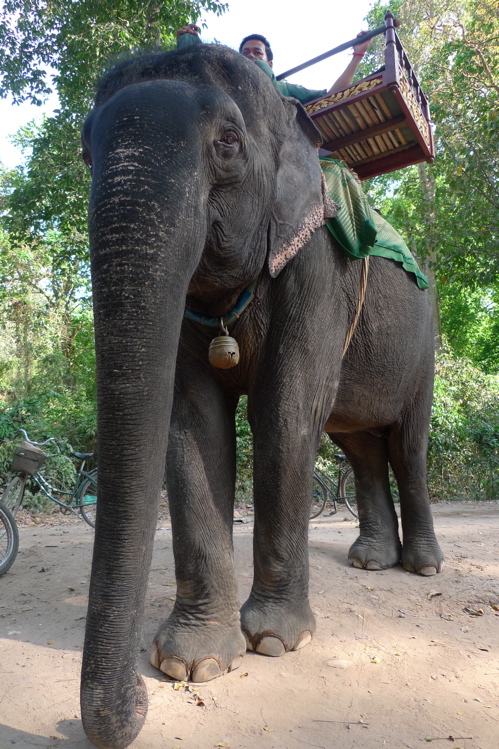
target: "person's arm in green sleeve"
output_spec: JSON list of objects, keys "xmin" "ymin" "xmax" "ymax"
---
[
  {"xmin": 176, "ymin": 23, "xmax": 203, "ymax": 49},
  {"xmin": 254, "ymin": 60, "xmax": 326, "ymax": 104}
]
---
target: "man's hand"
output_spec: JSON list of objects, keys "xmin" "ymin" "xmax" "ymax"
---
[
  {"xmin": 353, "ymin": 30, "xmax": 372, "ymax": 56},
  {"xmin": 176, "ymin": 23, "xmax": 201, "ymax": 39},
  {"xmin": 327, "ymin": 30, "xmax": 373, "ymax": 94}
]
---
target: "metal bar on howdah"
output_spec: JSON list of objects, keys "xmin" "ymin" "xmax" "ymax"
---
[{"xmin": 276, "ymin": 21, "xmax": 400, "ymax": 81}]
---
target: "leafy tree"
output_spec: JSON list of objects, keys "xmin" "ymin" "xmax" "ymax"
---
[
  {"xmin": 428, "ymin": 348, "xmax": 499, "ymax": 500},
  {"xmin": 0, "ymin": 1, "xmax": 227, "ymax": 110},
  {"xmin": 0, "ymin": 1, "xmax": 227, "ymax": 454},
  {"xmin": 0, "ymin": 1, "xmax": 227, "ymax": 245}
]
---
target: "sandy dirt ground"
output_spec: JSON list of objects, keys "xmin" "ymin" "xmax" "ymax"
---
[{"xmin": 1, "ymin": 500, "xmax": 498, "ymax": 749}]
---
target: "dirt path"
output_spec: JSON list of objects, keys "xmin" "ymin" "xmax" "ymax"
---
[{"xmin": 1, "ymin": 501, "xmax": 498, "ymax": 749}]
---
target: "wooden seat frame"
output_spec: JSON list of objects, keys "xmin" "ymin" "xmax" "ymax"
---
[{"xmin": 304, "ymin": 12, "xmax": 435, "ymax": 179}]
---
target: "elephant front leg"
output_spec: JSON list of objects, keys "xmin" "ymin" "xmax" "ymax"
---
[
  {"xmin": 151, "ymin": 376, "xmax": 246, "ymax": 682},
  {"xmin": 241, "ymin": 415, "xmax": 318, "ymax": 657}
]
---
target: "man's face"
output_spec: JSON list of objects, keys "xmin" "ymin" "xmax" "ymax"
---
[{"xmin": 240, "ymin": 39, "xmax": 272, "ymax": 67}]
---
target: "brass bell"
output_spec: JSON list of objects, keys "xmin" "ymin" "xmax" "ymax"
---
[{"xmin": 209, "ymin": 334, "xmax": 240, "ymax": 369}]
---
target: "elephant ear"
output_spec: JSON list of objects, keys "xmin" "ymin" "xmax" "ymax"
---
[{"xmin": 268, "ymin": 100, "xmax": 339, "ymax": 278}]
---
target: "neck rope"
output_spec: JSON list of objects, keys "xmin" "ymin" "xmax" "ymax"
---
[{"xmin": 184, "ymin": 280, "xmax": 257, "ymax": 329}]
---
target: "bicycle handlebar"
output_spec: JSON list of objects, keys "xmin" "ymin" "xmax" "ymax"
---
[{"xmin": 16, "ymin": 429, "xmax": 62, "ymax": 450}]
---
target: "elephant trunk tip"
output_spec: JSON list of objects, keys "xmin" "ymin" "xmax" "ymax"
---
[{"xmin": 81, "ymin": 675, "xmax": 148, "ymax": 749}]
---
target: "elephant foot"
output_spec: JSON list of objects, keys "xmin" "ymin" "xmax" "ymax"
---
[
  {"xmin": 401, "ymin": 537, "xmax": 445, "ymax": 576},
  {"xmin": 151, "ymin": 612, "xmax": 246, "ymax": 683},
  {"xmin": 348, "ymin": 534, "xmax": 402, "ymax": 571},
  {"xmin": 240, "ymin": 596, "xmax": 316, "ymax": 655}
]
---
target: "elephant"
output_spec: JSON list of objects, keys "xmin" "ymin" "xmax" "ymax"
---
[{"xmin": 80, "ymin": 41, "xmax": 443, "ymax": 749}]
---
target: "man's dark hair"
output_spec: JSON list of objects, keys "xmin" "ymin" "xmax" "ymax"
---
[{"xmin": 239, "ymin": 34, "xmax": 273, "ymax": 62}]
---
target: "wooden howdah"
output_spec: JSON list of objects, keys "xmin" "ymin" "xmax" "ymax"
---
[{"xmin": 304, "ymin": 12, "xmax": 435, "ymax": 180}]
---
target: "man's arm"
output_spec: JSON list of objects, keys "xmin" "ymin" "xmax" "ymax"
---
[{"xmin": 327, "ymin": 31, "xmax": 372, "ymax": 95}]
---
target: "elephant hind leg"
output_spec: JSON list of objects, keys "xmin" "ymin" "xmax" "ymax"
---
[
  {"xmin": 387, "ymin": 425, "xmax": 444, "ymax": 576},
  {"xmin": 329, "ymin": 431, "xmax": 402, "ymax": 570}
]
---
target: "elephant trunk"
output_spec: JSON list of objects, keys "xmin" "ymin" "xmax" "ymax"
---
[{"xmin": 81, "ymin": 85, "xmax": 206, "ymax": 748}]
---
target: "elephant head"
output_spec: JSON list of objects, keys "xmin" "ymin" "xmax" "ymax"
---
[{"xmin": 80, "ymin": 43, "xmax": 335, "ymax": 749}]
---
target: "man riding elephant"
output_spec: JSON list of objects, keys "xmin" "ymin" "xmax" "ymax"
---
[{"xmin": 176, "ymin": 23, "xmax": 372, "ymax": 101}]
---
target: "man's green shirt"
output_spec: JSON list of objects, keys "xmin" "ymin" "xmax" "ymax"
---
[{"xmin": 253, "ymin": 61, "xmax": 326, "ymax": 103}]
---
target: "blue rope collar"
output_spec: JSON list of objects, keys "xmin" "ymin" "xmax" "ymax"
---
[{"xmin": 184, "ymin": 280, "xmax": 257, "ymax": 328}]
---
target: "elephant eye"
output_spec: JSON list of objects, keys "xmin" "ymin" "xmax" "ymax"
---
[
  {"xmin": 212, "ymin": 125, "xmax": 244, "ymax": 171},
  {"xmin": 216, "ymin": 131, "xmax": 239, "ymax": 147}
]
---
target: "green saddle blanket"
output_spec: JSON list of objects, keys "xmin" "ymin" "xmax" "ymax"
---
[{"xmin": 320, "ymin": 158, "xmax": 429, "ymax": 290}]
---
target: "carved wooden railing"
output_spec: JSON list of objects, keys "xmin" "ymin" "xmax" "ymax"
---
[{"xmin": 302, "ymin": 12, "xmax": 435, "ymax": 179}]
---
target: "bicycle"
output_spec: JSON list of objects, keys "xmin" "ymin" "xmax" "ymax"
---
[
  {"xmin": 310, "ymin": 454, "xmax": 357, "ymax": 520},
  {"xmin": 1, "ymin": 430, "xmax": 98, "ymax": 528},
  {"xmin": 0, "ymin": 502, "xmax": 18, "ymax": 575}
]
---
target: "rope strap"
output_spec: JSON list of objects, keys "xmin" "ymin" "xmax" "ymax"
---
[
  {"xmin": 184, "ymin": 280, "xmax": 257, "ymax": 328},
  {"xmin": 342, "ymin": 256, "xmax": 369, "ymax": 357}
]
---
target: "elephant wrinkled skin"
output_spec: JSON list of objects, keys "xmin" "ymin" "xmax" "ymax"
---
[{"xmin": 80, "ymin": 43, "xmax": 443, "ymax": 749}]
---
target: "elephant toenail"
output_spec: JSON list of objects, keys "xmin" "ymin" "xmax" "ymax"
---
[
  {"xmin": 418, "ymin": 565, "xmax": 437, "ymax": 576},
  {"xmin": 191, "ymin": 658, "xmax": 222, "ymax": 683},
  {"xmin": 159, "ymin": 656, "xmax": 188, "ymax": 681},
  {"xmin": 293, "ymin": 631, "xmax": 312, "ymax": 650},
  {"xmin": 150, "ymin": 648, "xmax": 160, "ymax": 670},
  {"xmin": 256, "ymin": 636, "xmax": 286, "ymax": 657},
  {"xmin": 366, "ymin": 560, "xmax": 382, "ymax": 570},
  {"xmin": 229, "ymin": 654, "xmax": 244, "ymax": 671}
]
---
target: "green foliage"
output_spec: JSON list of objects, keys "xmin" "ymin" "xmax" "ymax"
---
[
  {"xmin": 0, "ymin": 390, "xmax": 96, "ymax": 453},
  {"xmin": 0, "ymin": 1, "xmax": 228, "ymax": 110},
  {"xmin": 4, "ymin": 117, "xmax": 91, "ymax": 250},
  {"xmin": 428, "ymin": 349, "xmax": 499, "ymax": 499},
  {"xmin": 235, "ymin": 396, "xmax": 253, "ymax": 502},
  {"xmin": 0, "ymin": 221, "xmax": 96, "ymax": 437}
]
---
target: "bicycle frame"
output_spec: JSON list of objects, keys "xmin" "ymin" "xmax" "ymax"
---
[
  {"xmin": 30, "ymin": 462, "xmax": 94, "ymax": 515},
  {"xmin": 315, "ymin": 462, "xmax": 347, "ymax": 499},
  {"xmin": 5, "ymin": 430, "xmax": 97, "ymax": 520},
  {"xmin": 311, "ymin": 454, "xmax": 357, "ymax": 520},
  {"xmin": 313, "ymin": 468, "xmax": 338, "ymax": 514}
]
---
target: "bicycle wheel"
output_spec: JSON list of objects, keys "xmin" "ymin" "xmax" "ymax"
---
[
  {"xmin": 310, "ymin": 475, "xmax": 327, "ymax": 519},
  {"xmin": 1, "ymin": 476, "xmax": 26, "ymax": 518},
  {"xmin": 339, "ymin": 467, "xmax": 357, "ymax": 519},
  {"xmin": 0, "ymin": 502, "xmax": 19, "ymax": 575},
  {"xmin": 78, "ymin": 470, "xmax": 98, "ymax": 528}
]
